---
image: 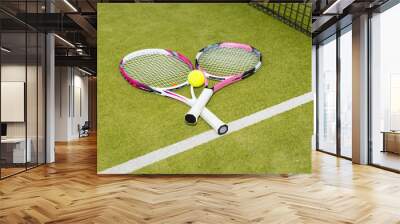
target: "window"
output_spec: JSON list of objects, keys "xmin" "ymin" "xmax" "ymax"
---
[
  {"xmin": 0, "ymin": 2, "xmax": 46, "ymax": 179},
  {"xmin": 339, "ymin": 27, "xmax": 352, "ymax": 158},
  {"xmin": 370, "ymin": 3, "xmax": 400, "ymax": 171},
  {"xmin": 317, "ymin": 35, "xmax": 337, "ymax": 154}
]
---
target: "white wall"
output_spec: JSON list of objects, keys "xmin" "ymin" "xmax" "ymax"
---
[
  {"xmin": 1, "ymin": 64, "xmax": 36, "ymax": 138},
  {"xmin": 55, "ymin": 66, "xmax": 69, "ymax": 141},
  {"xmin": 54, "ymin": 67, "xmax": 89, "ymax": 141},
  {"xmin": 1, "ymin": 64, "xmax": 25, "ymax": 81},
  {"xmin": 1, "ymin": 63, "xmax": 46, "ymax": 164},
  {"xmin": 1, "ymin": 82, "xmax": 25, "ymax": 122},
  {"xmin": 78, "ymin": 72, "xmax": 89, "ymax": 139},
  {"xmin": 1, "ymin": 65, "xmax": 26, "ymax": 140}
]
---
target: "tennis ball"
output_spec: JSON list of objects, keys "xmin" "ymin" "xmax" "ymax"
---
[{"xmin": 188, "ymin": 70, "xmax": 205, "ymax": 87}]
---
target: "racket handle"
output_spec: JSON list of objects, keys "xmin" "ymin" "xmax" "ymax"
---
[
  {"xmin": 185, "ymin": 88, "xmax": 214, "ymax": 124},
  {"xmin": 200, "ymin": 107, "xmax": 229, "ymax": 135}
]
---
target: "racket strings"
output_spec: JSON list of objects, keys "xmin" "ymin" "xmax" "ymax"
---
[
  {"xmin": 198, "ymin": 47, "xmax": 260, "ymax": 77},
  {"xmin": 122, "ymin": 54, "xmax": 190, "ymax": 89}
]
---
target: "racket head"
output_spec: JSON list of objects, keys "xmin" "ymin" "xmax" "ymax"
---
[
  {"xmin": 195, "ymin": 42, "xmax": 262, "ymax": 80},
  {"xmin": 119, "ymin": 49, "xmax": 193, "ymax": 92}
]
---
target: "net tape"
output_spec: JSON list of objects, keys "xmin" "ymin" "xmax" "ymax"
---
[
  {"xmin": 122, "ymin": 53, "xmax": 190, "ymax": 89},
  {"xmin": 198, "ymin": 47, "xmax": 260, "ymax": 77}
]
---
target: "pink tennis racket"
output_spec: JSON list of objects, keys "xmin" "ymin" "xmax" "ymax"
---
[
  {"xmin": 185, "ymin": 42, "xmax": 262, "ymax": 124},
  {"xmin": 119, "ymin": 49, "xmax": 228, "ymax": 135}
]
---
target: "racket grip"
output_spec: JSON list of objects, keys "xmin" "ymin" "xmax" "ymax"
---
[
  {"xmin": 200, "ymin": 107, "xmax": 229, "ymax": 135},
  {"xmin": 185, "ymin": 88, "xmax": 214, "ymax": 124}
]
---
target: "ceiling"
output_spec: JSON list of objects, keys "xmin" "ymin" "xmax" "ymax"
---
[
  {"xmin": 311, "ymin": 0, "xmax": 391, "ymax": 42},
  {"xmin": 0, "ymin": 0, "xmax": 97, "ymax": 73}
]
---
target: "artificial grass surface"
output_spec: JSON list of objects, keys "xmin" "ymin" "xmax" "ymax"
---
[
  {"xmin": 136, "ymin": 102, "xmax": 313, "ymax": 174},
  {"xmin": 98, "ymin": 3, "xmax": 311, "ymax": 173}
]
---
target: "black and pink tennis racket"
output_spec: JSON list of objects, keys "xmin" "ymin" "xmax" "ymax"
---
[
  {"xmin": 119, "ymin": 49, "xmax": 228, "ymax": 135},
  {"xmin": 185, "ymin": 42, "xmax": 262, "ymax": 124}
]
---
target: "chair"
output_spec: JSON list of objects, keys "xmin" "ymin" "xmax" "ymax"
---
[{"xmin": 79, "ymin": 121, "xmax": 90, "ymax": 138}]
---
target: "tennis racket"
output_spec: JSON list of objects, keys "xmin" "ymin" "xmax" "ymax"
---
[
  {"xmin": 185, "ymin": 42, "xmax": 262, "ymax": 124},
  {"xmin": 119, "ymin": 49, "xmax": 228, "ymax": 135}
]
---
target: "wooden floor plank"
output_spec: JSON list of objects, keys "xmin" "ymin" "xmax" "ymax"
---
[{"xmin": 0, "ymin": 135, "xmax": 400, "ymax": 223}]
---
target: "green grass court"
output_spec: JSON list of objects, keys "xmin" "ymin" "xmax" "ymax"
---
[{"xmin": 98, "ymin": 3, "xmax": 312, "ymax": 174}]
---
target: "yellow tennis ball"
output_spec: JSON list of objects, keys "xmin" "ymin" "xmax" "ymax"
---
[{"xmin": 188, "ymin": 70, "xmax": 205, "ymax": 87}]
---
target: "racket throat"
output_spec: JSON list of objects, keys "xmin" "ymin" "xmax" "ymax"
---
[
  {"xmin": 185, "ymin": 88, "xmax": 214, "ymax": 124},
  {"xmin": 205, "ymin": 86, "xmax": 215, "ymax": 91}
]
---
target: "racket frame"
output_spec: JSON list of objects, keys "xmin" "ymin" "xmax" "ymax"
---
[
  {"xmin": 185, "ymin": 42, "xmax": 262, "ymax": 124},
  {"xmin": 119, "ymin": 49, "xmax": 228, "ymax": 135}
]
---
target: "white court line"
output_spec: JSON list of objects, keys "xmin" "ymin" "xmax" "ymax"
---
[{"xmin": 99, "ymin": 92, "xmax": 313, "ymax": 174}]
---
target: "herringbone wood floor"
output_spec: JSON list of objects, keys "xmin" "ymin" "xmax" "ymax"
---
[{"xmin": 1, "ymin": 135, "xmax": 400, "ymax": 224}]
